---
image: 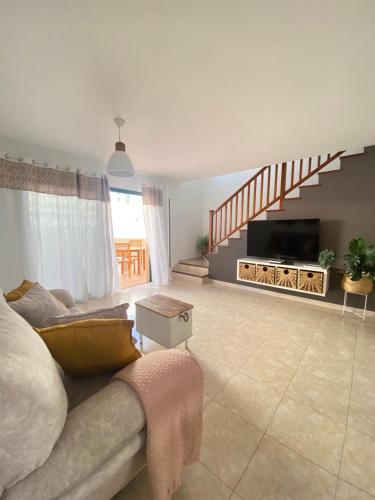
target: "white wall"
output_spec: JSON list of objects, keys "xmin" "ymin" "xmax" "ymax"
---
[
  {"xmin": 202, "ymin": 168, "xmax": 257, "ymax": 233},
  {"xmin": 0, "ymin": 136, "xmax": 105, "ymax": 175},
  {"xmin": 168, "ymin": 179, "xmax": 204, "ymax": 266}
]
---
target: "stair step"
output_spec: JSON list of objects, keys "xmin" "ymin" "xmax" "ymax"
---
[
  {"xmin": 299, "ymin": 183, "xmax": 322, "ymax": 189},
  {"xmin": 283, "ymin": 196, "xmax": 301, "ymax": 201},
  {"xmin": 218, "ymin": 240, "xmax": 230, "ymax": 247},
  {"xmin": 179, "ymin": 257, "xmax": 209, "ymax": 268},
  {"xmin": 341, "ymin": 153, "xmax": 364, "ymax": 160},
  {"xmin": 267, "ymin": 208, "xmax": 286, "ymax": 213},
  {"xmin": 341, "ymin": 147, "xmax": 365, "ymax": 158},
  {"xmin": 172, "ymin": 271, "xmax": 210, "ymax": 284},
  {"xmin": 319, "ymin": 169, "xmax": 342, "ymax": 176},
  {"xmin": 173, "ymin": 262, "xmax": 209, "ymax": 277}
]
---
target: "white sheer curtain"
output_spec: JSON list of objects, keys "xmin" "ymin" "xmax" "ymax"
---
[
  {"xmin": 142, "ymin": 184, "xmax": 170, "ymax": 286},
  {"xmin": 0, "ymin": 163, "xmax": 118, "ymax": 301}
]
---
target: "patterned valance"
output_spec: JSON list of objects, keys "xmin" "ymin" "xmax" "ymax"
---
[
  {"xmin": 142, "ymin": 185, "xmax": 163, "ymax": 206},
  {"xmin": 0, "ymin": 158, "xmax": 110, "ymax": 202}
]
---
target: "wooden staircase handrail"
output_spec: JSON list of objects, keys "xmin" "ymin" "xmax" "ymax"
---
[
  {"xmin": 208, "ymin": 150, "xmax": 345, "ymax": 252},
  {"xmin": 212, "ymin": 165, "xmax": 270, "ymax": 215}
]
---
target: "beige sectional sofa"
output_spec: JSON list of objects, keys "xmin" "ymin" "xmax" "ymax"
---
[{"xmin": 0, "ymin": 290, "xmax": 146, "ymax": 500}]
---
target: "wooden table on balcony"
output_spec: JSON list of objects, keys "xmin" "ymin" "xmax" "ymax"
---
[{"xmin": 116, "ymin": 247, "xmax": 146, "ymax": 277}]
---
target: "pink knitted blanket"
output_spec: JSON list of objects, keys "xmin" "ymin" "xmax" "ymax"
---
[{"xmin": 114, "ymin": 349, "xmax": 203, "ymax": 500}]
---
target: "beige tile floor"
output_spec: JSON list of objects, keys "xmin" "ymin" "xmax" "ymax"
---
[{"xmin": 86, "ymin": 280, "xmax": 375, "ymax": 500}]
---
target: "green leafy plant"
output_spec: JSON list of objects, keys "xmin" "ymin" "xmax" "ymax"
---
[
  {"xmin": 344, "ymin": 237, "xmax": 375, "ymax": 282},
  {"xmin": 196, "ymin": 235, "xmax": 209, "ymax": 256},
  {"xmin": 318, "ymin": 249, "xmax": 336, "ymax": 269}
]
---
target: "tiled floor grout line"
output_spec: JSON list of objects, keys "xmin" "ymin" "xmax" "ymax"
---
[
  {"xmin": 283, "ymin": 394, "xmax": 347, "ymax": 425},
  {"xmin": 207, "ymin": 325, "xmax": 305, "ymax": 496},
  {"xmin": 263, "ymin": 318, "xmax": 322, "ymax": 432},
  {"xmin": 231, "ymin": 431, "xmax": 266, "ymax": 496},
  {"xmin": 200, "ymin": 333, "xmax": 272, "ymax": 401},
  {"xmin": 198, "ymin": 461, "xmax": 237, "ymax": 496},
  {"xmin": 212, "ymin": 398, "xmax": 264, "ymax": 435},
  {"xmin": 334, "ymin": 320, "xmax": 359, "ymax": 500},
  {"xmin": 205, "ymin": 401, "xmax": 348, "ymax": 495},
  {"xmin": 230, "ymin": 318, "xmax": 324, "ymax": 497},
  {"xmin": 265, "ymin": 433, "xmax": 339, "ymax": 477}
]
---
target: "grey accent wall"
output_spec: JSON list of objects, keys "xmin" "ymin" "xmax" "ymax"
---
[{"xmin": 209, "ymin": 145, "xmax": 375, "ymax": 311}]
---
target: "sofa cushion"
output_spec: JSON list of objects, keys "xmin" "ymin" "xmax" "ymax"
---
[
  {"xmin": 48, "ymin": 288, "xmax": 77, "ymax": 309},
  {"xmin": 61, "ymin": 371, "xmax": 115, "ymax": 410},
  {"xmin": 3, "ymin": 279, "xmax": 34, "ymax": 302},
  {"xmin": 0, "ymin": 298, "xmax": 68, "ymax": 491},
  {"xmin": 3, "ymin": 380, "xmax": 146, "ymax": 500},
  {"xmin": 8, "ymin": 283, "xmax": 70, "ymax": 328},
  {"xmin": 48, "ymin": 302, "xmax": 130, "ymax": 326},
  {"xmin": 36, "ymin": 319, "xmax": 141, "ymax": 377}
]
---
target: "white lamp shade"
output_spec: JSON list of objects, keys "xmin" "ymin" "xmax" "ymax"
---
[{"xmin": 107, "ymin": 150, "xmax": 135, "ymax": 177}]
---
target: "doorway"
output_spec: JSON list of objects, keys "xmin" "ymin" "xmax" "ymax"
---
[{"xmin": 110, "ymin": 188, "xmax": 149, "ymax": 289}]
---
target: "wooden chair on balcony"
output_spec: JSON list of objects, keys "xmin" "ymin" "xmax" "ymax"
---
[
  {"xmin": 129, "ymin": 239, "xmax": 147, "ymax": 272},
  {"xmin": 115, "ymin": 243, "xmax": 138, "ymax": 277}
]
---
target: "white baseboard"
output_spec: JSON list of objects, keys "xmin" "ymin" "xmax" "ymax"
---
[{"xmin": 210, "ymin": 279, "xmax": 375, "ymax": 319}]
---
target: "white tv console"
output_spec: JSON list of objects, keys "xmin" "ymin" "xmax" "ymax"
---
[{"xmin": 237, "ymin": 257, "xmax": 330, "ymax": 297}]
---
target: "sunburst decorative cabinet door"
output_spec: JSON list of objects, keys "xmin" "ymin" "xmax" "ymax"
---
[
  {"xmin": 275, "ymin": 267, "xmax": 298, "ymax": 289},
  {"xmin": 298, "ymin": 270, "xmax": 324, "ymax": 294},
  {"xmin": 238, "ymin": 262, "xmax": 256, "ymax": 281},
  {"xmin": 237, "ymin": 258, "xmax": 329, "ymax": 297},
  {"xmin": 256, "ymin": 264, "xmax": 275, "ymax": 285}
]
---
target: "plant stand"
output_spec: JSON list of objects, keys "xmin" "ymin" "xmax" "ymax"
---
[{"xmin": 342, "ymin": 290, "xmax": 369, "ymax": 321}]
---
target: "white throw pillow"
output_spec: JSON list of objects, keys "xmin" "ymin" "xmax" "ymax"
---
[
  {"xmin": 9, "ymin": 283, "xmax": 70, "ymax": 328},
  {"xmin": 0, "ymin": 300, "xmax": 68, "ymax": 491}
]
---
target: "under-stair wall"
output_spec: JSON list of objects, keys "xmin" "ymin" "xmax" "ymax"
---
[{"xmin": 208, "ymin": 145, "xmax": 375, "ymax": 311}]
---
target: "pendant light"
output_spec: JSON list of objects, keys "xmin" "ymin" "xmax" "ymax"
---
[{"xmin": 107, "ymin": 117, "xmax": 135, "ymax": 177}]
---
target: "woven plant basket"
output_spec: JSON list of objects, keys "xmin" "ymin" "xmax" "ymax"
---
[{"xmin": 341, "ymin": 275, "xmax": 373, "ymax": 295}]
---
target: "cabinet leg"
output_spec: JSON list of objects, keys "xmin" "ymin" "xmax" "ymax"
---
[
  {"xmin": 139, "ymin": 333, "xmax": 144, "ymax": 352},
  {"xmin": 185, "ymin": 339, "xmax": 189, "ymax": 350}
]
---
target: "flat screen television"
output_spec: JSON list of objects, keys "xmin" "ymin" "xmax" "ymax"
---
[{"xmin": 247, "ymin": 219, "xmax": 320, "ymax": 262}]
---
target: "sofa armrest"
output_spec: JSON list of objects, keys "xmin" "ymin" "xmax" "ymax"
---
[
  {"xmin": 4, "ymin": 380, "xmax": 145, "ymax": 500},
  {"xmin": 49, "ymin": 289, "xmax": 76, "ymax": 309}
]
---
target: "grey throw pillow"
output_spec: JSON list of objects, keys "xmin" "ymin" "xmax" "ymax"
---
[
  {"xmin": 9, "ymin": 283, "xmax": 70, "ymax": 328},
  {"xmin": 48, "ymin": 302, "xmax": 130, "ymax": 326}
]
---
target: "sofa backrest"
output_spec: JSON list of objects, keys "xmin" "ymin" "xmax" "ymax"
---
[{"xmin": 0, "ymin": 293, "xmax": 68, "ymax": 493}]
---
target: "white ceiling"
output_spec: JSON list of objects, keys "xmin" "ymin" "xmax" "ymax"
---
[{"xmin": 0, "ymin": 1, "xmax": 375, "ymax": 180}]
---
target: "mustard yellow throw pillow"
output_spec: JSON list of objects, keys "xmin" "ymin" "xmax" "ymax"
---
[
  {"xmin": 4, "ymin": 280, "xmax": 34, "ymax": 302},
  {"xmin": 36, "ymin": 318, "xmax": 141, "ymax": 377}
]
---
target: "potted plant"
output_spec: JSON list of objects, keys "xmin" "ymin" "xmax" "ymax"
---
[
  {"xmin": 342, "ymin": 237, "xmax": 375, "ymax": 294},
  {"xmin": 196, "ymin": 235, "xmax": 209, "ymax": 257},
  {"xmin": 318, "ymin": 249, "xmax": 336, "ymax": 269}
]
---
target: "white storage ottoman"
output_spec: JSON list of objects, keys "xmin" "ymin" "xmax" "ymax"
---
[{"xmin": 135, "ymin": 294, "xmax": 193, "ymax": 350}]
